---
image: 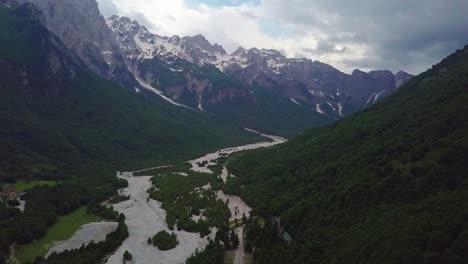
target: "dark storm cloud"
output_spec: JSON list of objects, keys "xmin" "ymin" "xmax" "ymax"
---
[{"xmin": 263, "ymin": 0, "xmax": 468, "ymax": 73}]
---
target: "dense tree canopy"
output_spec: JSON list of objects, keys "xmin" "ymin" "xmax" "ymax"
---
[{"xmin": 228, "ymin": 45, "xmax": 468, "ymax": 263}]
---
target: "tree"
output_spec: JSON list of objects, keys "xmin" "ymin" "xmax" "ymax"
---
[
  {"xmin": 123, "ymin": 250, "xmax": 132, "ymax": 261},
  {"xmin": 244, "ymin": 239, "xmax": 253, "ymax": 253},
  {"xmin": 230, "ymin": 229, "xmax": 240, "ymax": 249},
  {"xmin": 152, "ymin": 230, "xmax": 179, "ymax": 250},
  {"xmin": 118, "ymin": 213, "xmax": 126, "ymax": 222}
]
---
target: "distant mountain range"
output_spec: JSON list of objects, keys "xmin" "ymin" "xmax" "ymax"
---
[
  {"xmin": 107, "ymin": 16, "xmax": 412, "ymax": 117},
  {"xmin": 1, "ymin": 0, "xmax": 413, "ymax": 135}
]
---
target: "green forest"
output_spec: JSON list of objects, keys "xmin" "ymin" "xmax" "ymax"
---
[{"xmin": 228, "ymin": 45, "xmax": 468, "ymax": 263}]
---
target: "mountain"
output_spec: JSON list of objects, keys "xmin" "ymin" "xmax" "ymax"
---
[
  {"xmin": 108, "ymin": 15, "xmax": 413, "ymax": 124},
  {"xmin": 3, "ymin": 0, "xmax": 136, "ymax": 87},
  {"xmin": 0, "ymin": 4, "xmax": 264, "ymax": 183},
  {"xmin": 227, "ymin": 44, "xmax": 468, "ymax": 263},
  {"xmin": 106, "ymin": 16, "xmax": 327, "ymax": 135},
  {"xmin": 0, "ymin": 0, "xmax": 413, "ymax": 136}
]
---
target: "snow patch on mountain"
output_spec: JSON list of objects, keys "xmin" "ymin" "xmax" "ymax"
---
[
  {"xmin": 135, "ymin": 76, "xmax": 194, "ymax": 110},
  {"xmin": 326, "ymin": 101, "xmax": 336, "ymax": 111},
  {"xmin": 338, "ymin": 103, "xmax": 343, "ymax": 116},
  {"xmin": 290, "ymin": 98, "xmax": 302, "ymax": 106},
  {"xmin": 315, "ymin": 104, "xmax": 325, "ymax": 114},
  {"xmin": 198, "ymin": 96, "xmax": 205, "ymax": 112}
]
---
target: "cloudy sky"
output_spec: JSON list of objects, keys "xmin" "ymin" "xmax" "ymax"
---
[{"xmin": 97, "ymin": 0, "xmax": 468, "ymax": 74}]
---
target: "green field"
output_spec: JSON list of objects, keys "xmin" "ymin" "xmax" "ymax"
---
[
  {"xmin": 12, "ymin": 180, "xmax": 57, "ymax": 193},
  {"xmin": 15, "ymin": 207, "xmax": 100, "ymax": 263}
]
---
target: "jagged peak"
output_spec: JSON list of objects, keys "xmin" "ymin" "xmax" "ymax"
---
[
  {"xmin": 107, "ymin": 14, "xmax": 404, "ymax": 87},
  {"xmin": 232, "ymin": 46, "xmax": 246, "ymax": 56},
  {"xmin": 260, "ymin": 48, "xmax": 283, "ymax": 56},
  {"xmin": 248, "ymin": 47, "xmax": 261, "ymax": 53},
  {"xmin": 107, "ymin": 15, "xmax": 140, "ymax": 27},
  {"xmin": 182, "ymin": 34, "xmax": 227, "ymax": 55}
]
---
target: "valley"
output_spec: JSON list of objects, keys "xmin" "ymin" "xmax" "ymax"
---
[
  {"xmin": 42, "ymin": 129, "xmax": 285, "ymax": 264},
  {"xmin": 0, "ymin": 0, "xmax": 466, "ymax": 264}
]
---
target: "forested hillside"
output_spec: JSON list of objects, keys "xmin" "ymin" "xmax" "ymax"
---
[{"xmin": 228, "ymin": 45, "xmax": 468, "ymax": 263}]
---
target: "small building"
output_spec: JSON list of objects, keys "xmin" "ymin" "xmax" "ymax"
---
[{"xmin": 0, "ymin": 186, "xmax": 17, "ymax": 200}]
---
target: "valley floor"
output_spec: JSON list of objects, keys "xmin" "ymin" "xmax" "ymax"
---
[
  {"xmin": 105, "ymin": 174, "xmax": 210, "ymax": 264},
  {"xmin": 107, "ymin": 129, "xmax": 285, "ymax": 263},
  {"xmin": 33, "ymin": 129, "xmax": 286, "ymax": 264}
]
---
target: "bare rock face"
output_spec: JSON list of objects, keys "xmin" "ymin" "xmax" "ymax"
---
[
  {"xmin": 13, "ymin": 0, "xmax": 135, "ymax": 87},
  {"xmin": 0, "ymin": 3, "xmax": 83, "ymax": 96}
]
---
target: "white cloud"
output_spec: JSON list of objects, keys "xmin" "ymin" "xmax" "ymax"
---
[{"xmin": 97, "ymin": 0, "xmax": 468, "ymax": 74}]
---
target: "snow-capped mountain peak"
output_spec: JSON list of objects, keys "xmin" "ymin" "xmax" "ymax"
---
[
  {"xmin": 107, "ymin": 15, "xmax": 413, "ymax": 118},
  {"xmin": 107, "ymin": 16, "xmax": 233, "ymax": 68},
  {"xmin": 107, "ymin": 16, "xmax": 295, "ymax": 74}
]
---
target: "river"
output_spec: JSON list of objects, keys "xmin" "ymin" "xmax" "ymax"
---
[{"xmin": 51, "ymin": 129, "xmax": 286, "ymax": 264}]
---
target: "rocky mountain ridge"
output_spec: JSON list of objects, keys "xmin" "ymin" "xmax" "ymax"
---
[{"xmin": 108, "ymin": 15, "xmax": 413, "ymax": 117}]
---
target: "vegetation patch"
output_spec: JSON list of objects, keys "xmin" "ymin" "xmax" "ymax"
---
[
  {"xmin": 152, "ymin": 230, "xmax": 179, "ymax": 251},
  {"xmin": 108, "ymin": 194, "xmax": 130, "ymax": 204},
  {"xmin": 14, "ymin": 180, "xmax": 57, "ymax": 193},
  {"xmin": 147, "ymin": 164, "xmax": 243, "ymax": 263},
  {"xmin": 133, "ymin": 163, "xmax": 191, "ymax": 177},
  {"xmin": 123, "ymin": 250, "xmax": 133, "ymax": 262},
  {"xmin": 149, "ymin": 168, "xmax": 230, "ymax": 235},
  {"xmin": 186, "ymin": 241, "xmax": 225, "ymax": 264}
]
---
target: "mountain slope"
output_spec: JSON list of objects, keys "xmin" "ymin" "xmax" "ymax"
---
[
  {"xmin": 227, "ymin": 45, "xmax": 468, "ymax": 263},
  {"xmin": 4, "ymin": 0, "xmax": 137, "ymax": 88},
  {"xmin": 0, "ymin": 4, "xmax": 263, "ymax": 182}
]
